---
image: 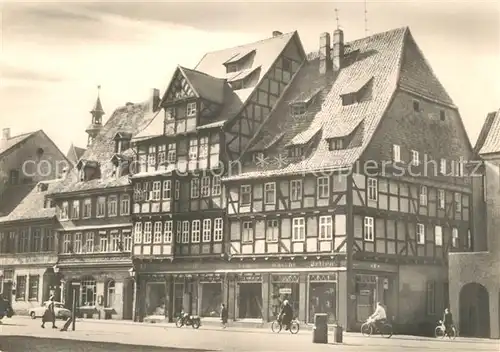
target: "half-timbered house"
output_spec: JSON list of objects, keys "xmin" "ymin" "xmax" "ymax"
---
[
  {"xmin": 129, "ymin": 31, "xmax": 307, "ymax": 322},
  {"xmin": 222, "ymin": 27, "xmax": 475, "ymax": 333},
  {"xmin": 46, "ymin": 89, "xmax": 161, "ymax": 320}
]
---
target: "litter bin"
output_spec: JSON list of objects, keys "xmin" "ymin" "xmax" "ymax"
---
[
  {"xmin": 333, "ymin": 324, "xmax": 343, "ymax": 343},
  {"xmin": 312, "ymin": 313, "xmax": 328, "ymax": 344}
]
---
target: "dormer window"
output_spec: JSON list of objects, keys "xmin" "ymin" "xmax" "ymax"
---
[
  {"xmin": 329, "ymin": 138, "xmax": 344, "ymax": 151},
  {"xmin": 291, "ymin": 103, "xmax": 307, "ymax": 117},
  {"xmin": 187, "ymin": 102, "xmax": 197, "ymax": 117},
  {"xmin": 227, "ymin": 63, "xmax": 239, "ymax": 73},
  {"xmin": 37, "ymin": 183, "xmax": 48, "ymax": 192},
  {"xmin": 114, "ymin": 132, "xmax": 132, "ymax": 153},
  {"xmin": 230, "ymin": 80, "xmax": 244, "ymax": 90},
  {"xmin": 440, "ymin": 109, "xmax": 446, "ymax": 121},
  {"xmin": 223, "ymin": 49, "xmax": 256, "ymax": 74},
  {"xmin": 289, "ymin": 146, "xmax": 303, "ymax": 157},
  {"xmin": 340, "ymin": 76, "xmax": 373, "ymax": 106},
  {"xmin": 77, "ymin": 160, "xmax": 100, "ymax": 182}
]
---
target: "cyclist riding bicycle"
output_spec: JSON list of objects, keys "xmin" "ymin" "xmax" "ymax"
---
[
  {"xmin": 279, "ymin": 300, "xmax": 293, "ymax": 331},
  {"xmin": 443, "ymin": 308, "xmax": 454, "ymax": 336},
  {"xmin": 368, "ymin": 302, "xmax": 387, "ymax": 331}
]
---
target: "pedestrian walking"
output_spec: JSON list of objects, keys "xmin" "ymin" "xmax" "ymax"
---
[
  {"xmin": 220, "ymin": 303, "xmax": 228, "ymax": 329},
  {"xmin": 41, "ymin": 295, "xmax": 57, "ymax": 329}
]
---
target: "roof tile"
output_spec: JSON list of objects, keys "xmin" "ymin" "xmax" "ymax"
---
[{"xmin": 478, "ymin": 109, "xmax": 500, "ymax": 155}]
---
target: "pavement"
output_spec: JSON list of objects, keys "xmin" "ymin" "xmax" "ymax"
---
[{"xmin": 1, "ymin": 316, "xmax": 499, "ymax": 352}]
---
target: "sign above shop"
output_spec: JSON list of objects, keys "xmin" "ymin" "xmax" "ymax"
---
[
  {"xmin": 271, "ymin": 260, "xmax": 339, "ymax": 269},
  {"xmin": 352, "ymin": 261, "xmax": 398, "ymax": 273},
  {"xmin": 279, "ymin": 288, "xmax": 292, "ymax": 294}
]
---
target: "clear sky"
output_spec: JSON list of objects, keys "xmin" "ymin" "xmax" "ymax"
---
[{"xmin": 1, "ymin": 0, "xmax": 499, "ymax": 155}]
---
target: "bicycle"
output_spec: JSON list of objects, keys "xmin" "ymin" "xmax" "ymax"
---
[
  {"xmin": 361, "ymin": 317, "xmax": 393, "ymax": 338},
  {"xmin": 435, "ymin": 320, "xmax": 457, "ymax": 339},
  {"xmin": 271, "ymin": 316, "xmax": 300, "ymax": 334}
]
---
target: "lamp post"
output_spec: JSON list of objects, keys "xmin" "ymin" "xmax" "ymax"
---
[{"xmin": 128, "ymin": 267, "xmax": 138, "ymax": 322}]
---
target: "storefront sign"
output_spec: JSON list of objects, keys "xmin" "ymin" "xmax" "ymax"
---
[
  {"xmin": 352, "ymin": 261, "xmax": 398, "ymax": 273},
  {"xmin": 279, "ymin": 288, "xmax": 292, "ymax": 294},
  {"xmin": 360, "ymin": 289, "xmax": 371, "ymax": 296},
  {"xmin": 271, "ymin": 260, "xmax": 338, "ymax": 269}
]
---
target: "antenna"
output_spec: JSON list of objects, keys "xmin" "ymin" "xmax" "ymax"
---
[
  {"xmin": 97, "ymin": 85, "xmax": 101, "ymax": 97},
  {"xmin": 364, "ymin": 0, "xmax": 369, "ymax": 36},
  {"xmin": 335, "ymin": 8, "xmax": 340, "ymax": 30}
]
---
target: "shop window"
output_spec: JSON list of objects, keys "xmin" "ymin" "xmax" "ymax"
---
[
  {"xmin": 174, "ymin": 282, "xmax": 184, "ymax": 315},
  {"xmin": 355, "ymin": 274, "xmax": 377, "ymax": 322},
  {"xmin": 106, "ymin": 280, "xmax": 115, "ymax": 308},
  {"xmin": 146, "ymin": 282, "xmax": 167, "ymax": 317},
  {"xmin": 270, "ymin": 275, "xmax": 299, "ymax": 319},
  {"xmin": 237, "ymin": 281, "xmax": 262, "ymax": 319},
  {"xmin": 16, "ymin": 275, "xmax": 27, "ymax": 300},
  {"xmin": 200, "ymin": 282, "xmax": 222, "ymax": 317},
  {"xmin": 81, "ymin": 277, "xmax": 97, "ymax": 307},
  {"xmin": 308, "ymin": 274, "xmax": 337, "ymax": 324}
]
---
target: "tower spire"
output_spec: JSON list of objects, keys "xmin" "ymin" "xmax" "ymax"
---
[
  {"xmin": 86, "ymin": 85, "xmax": 105, "ymax": 147},
  {"xmin": 335, "ymin": 8, "xmax": 340, "ymax": 30}
]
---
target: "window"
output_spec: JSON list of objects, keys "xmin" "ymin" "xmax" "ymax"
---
[
  {"xmin": 440, "ymin": 159, "xmax": 447, "ymax": 175},
  {"xmin": 290, "ymin": 103, "xmax": 306, "ymax": 116},
  {"xmin": 143, "ymin": 222, "xmax": 152, "ymax": 244},
  {"xmin": 329, "ymin": 139, "xmax": 344, "ymax": 150},
  {"xmin": 99, "ymin": 232, "xmax": 108, "ymax": 252},
  {"xmin": 108, "ymin": 196, "xmax": 118, "ymax": 217},
  {"xmin": 266, "ymin": 220, "xmax": 279, "ymax": 242},
  {"xmin": 199, "ymin": 136, "xmax": 209, "ymax": 159},
  {"xmin": 153, "ymin": 222, "xmax": 162, "ymax": 243},
  {"xmin": 191, "ymin": 220, "xmax": 201, "ymax": 243},
  {"xmin": 62, "ymin": 233, "xmax": 71, "ymax": 253},
  {"xmin": 74, "ymin": 233, "xmax": 83, "ymax": 253},
  {"xmin": 191, "ymin": 178, "xmax": 200, "ymax": 198},
  {"xmin": 19, "ymin": 229, "xmax": 29, "ymax": 253},
  {"xmin": 28, "ymin": 275, "xmax": 39, "ymax": 301},
  {"xmin": 420, "ymin": 186, "xmax": 427, "ymax": 206},
  {"xmin": 227, "ymin": 63, "xmax": 238, "ymax": 73},
  {"xmin": 292, "ymin": 218, "xmax": 305, "ymax": 242},
  {"xmin": 290, "ymin": 180, "xmax": 302, "ymax": 201},
  {"xmin": 96, "ymin": 197, "xmax": 106, "ymax": 217},
  {"xmin": 214, "ymin": 218, "xmax": 223, "ymax": 242},
  {"xmin": 157, "ymin": 144, "xmax": 166, "ymax": 167},
  {"xmin": 120, "ymin": 194, "xmax": 130, "ymax": 215},
  {"xmin": 147, "ymin": 146, "xmax": 156, "ymax": 169},
  {"xmin": 467, "ymin": 230, "xmax": 472, "ymax": 250},
  {"xmin": 9, "ymin": 169, "xmax": 19, "ymax": 184},
  {"xmin": 452, "ymin": 228, "xmax": 458, "ymax": 248},
  {"xmin": 110, "ymin": 231, "xmax": 120, "ymax": 252},
  {"xmin": 202, "ymin": 219, "xmax": 211, "ymax": 242},
  {"xmin": 242, "ymin": 221, "xmax": 253, "ymax": 243},
  {"xmin": 81, "ymin": 278, "xmax": 96, "ymax": 306},
  {"xmin": 289, "ymin": 146, "xmax": 302, "ymax": 157},
  {"xmin": 163, "ymin": 221, "xmax": 173, "ymax": 243},
  {"xmin": 364, "ymin": 217, "xmax": 374, "ymax": 241},
  {"xmin": 187, "ymin": 102, "xmax": 197, "ymax": 117},
  {"xmin": 413, "ymin": 100, "xmax": 420, "ymax": 112},
  {"xmin": 438, "ymin": 190, "xmax": 445, "ymax": 209},
  {"xmin": 392, "ymin": 145, "xmax": 401, "ymax": 162},
  {"xmin": 319, "ymin": 216, "xmax": 333, "ymax": 240},
  {"xmin": 367, "ymin": 178, "xmax": 378, "ymax": 201},
  {"xmin": 264, "ymin": 182, "xmax": 276, "ymax": 204},
  {"xmin": 176, "ymin": 221, "xmax": 182, "ymax": 244},
  {"xmin": 71, "ymin": 200, "xmax": 80, "ymax": 219},
  {"xmin": 212, "ymin": 176, "xmax": 221, "ymax": 196},
  {"xmin": 15, "ymin": 275, "xmax": 26, "ymax": 300},
  {"xmin": 134, "ymin": 223, "xmax": 142, "ymax": 244},
  {"xmin": 182, "ymin": 221, "xmax": 190, "ymax": 243},
  {"xmin": 317, "ymin": 177, "xmax": 329, "ymax": 199},
  {"xmin": 189, "ymin": 138, "xmax": 198, "ymax": 160},
  {"xmin": 60, "ymin": 201, "xmax": 69, "ymax": 220},
  {"xmin": 417, "ymin": 223, "xmax": 425, "ymax": 245},
  {"xmin": 85, "ymin": 232, "xmax": 94, "ymax": 253},
  {"xmin": 411, "ymin": 150, "xmax": 420, "ymax": 166},
  {"xmin": 83, "ymin": 198, "xmax": 91, "ymax": 218},
  {"xmin": 426, "ymin": 281, "xmax": 436, "ymax": 315},
  {"xmin": 457, "ymin": 160, "xmax": 464, "ymax": 177},
  {"xmin": 106, "ymin": 280, "xmax": 115, "ymax": 308},
  {"xmin": 455, "ymin": 192, "xmax": 462, "ymax": 212},
  {"xmin": 162, "ymin": 180, "xmax": 171, "ymax": 200},
  {"xmin": 282, "ymin": 57, "xmax": 292, "ymax": 72},
  {"xmin": 31, "ymin": 228, "xmax": 41, "ymax": 252},
  {"xmin": 439, "ymin": 109, "xmax": 446, "ymax": 121},
  {"xmin": 175, "ymin": 180, "xmax": 180, "ymax": 200},
  {"xmin": 167, "ymin": 143, "xmax": 176, "ymax": 163},
  {"xmin": 435, "ymin": 225, "xmax": 443, "ymax": 246},
  {"xmin": 152, "ymin": 181, "xmax": 161, "ymax": 201},
  {"xmin": 201, "ymin": 176, "xmax": 210, "ymax": 197},
  {"xmin": 240, "ymin": 185, "xmax": 251, "ymax": 205}
]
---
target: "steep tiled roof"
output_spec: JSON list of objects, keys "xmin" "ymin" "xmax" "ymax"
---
[
  {"xmin": 225, "ymin": 27, "xmax": 409, "ymax": 181},
  {"xmin": 180, "ymin": 66, "xmax": 227, "ymax": 105},
  {"xmin": 49, "ymin": 102, "xmax": 157, "ymax": 194},
  {"xmin": 0, "ymin": 180, "xmax": 62, "ymax": 224},
  {"xmin": 66, "ymin": 144, "xmax": 86, "ymax": 166},
  {"xmin": 0, "ymin": 184, "xmax": 35, "ymax": 217},
  {"xmin": 478, "ymin": 109, "xmax": 500, "ymax": 155},
  {"xmin": 0, "ymin": 131, "xmax": 37, "ymax": 157}
]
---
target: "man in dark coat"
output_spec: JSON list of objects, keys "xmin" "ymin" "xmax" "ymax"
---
[
  {"xmin": 443, "ymin": 308, "xmax": 453, "ymax": 336},
  {"xmin": 279, "ymin": 300, "xmax": 293, "ymax": 330},
  {"xmin": 220, "ymin": 303, "xmax": 228, "ymax": 328},
  {"xmin": 42, "ymin": 295, "xmax": 57, "ymax": 329}
]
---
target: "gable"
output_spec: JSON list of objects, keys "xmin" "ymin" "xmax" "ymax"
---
[{"xmin": 162, "ymin": 68, "xmax": 197, "ymax": 104}]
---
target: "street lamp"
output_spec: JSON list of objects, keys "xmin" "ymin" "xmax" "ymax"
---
[
  {"xmin": 53, "ymin": 265, "xmax": 60, "ymax": 273},
  {"xmin": 129, "ymin": 267, "xmax": 138, "ymax": 322},
  {"xmin": 128, "ymin": 267, "xmax": 135, "ymax": 278}
]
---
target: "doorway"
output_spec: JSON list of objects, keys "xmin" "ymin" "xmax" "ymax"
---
[
  {"xmin": 237, "ymin": 283, "xmax": 262, "ymax": 319},
  {"xmin": 123, "ymin": 279, "xmax": 134, "ymax": 320},
  {"xmin": 459, "ymin": 282, "xmax": 490, "ymax": 338}
]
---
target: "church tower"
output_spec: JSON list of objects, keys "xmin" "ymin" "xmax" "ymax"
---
[{"xmin": 86, "ymin": 85, "xmax": 105, "ymax": 147}]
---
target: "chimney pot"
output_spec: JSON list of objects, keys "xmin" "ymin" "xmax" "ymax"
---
[
  {"xmin": 319, "ymin": 32, "xmax": 332, "ymax": 75},
  {"xmin": 2, "ymin": 128, "xmax": 10, "ymax": 140},
  {"xmin": 125, "ymin": 102, "xmax": 134, "ymax": 112},
  {"xmin": 272, "ymin": 31, "xmax": 283, "ymax": 37},
  {"xmin": 333, "ymin": 29, "xmax": 345, "ymax": 72},
  {"xmin": 150, "ymin": 88, "xmax": 160, "ymax": 112}
]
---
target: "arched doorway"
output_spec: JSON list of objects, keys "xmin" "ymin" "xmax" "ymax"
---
[{"xmin": 459, "ymin": 283, "xmax": 490, "ymax": 338}]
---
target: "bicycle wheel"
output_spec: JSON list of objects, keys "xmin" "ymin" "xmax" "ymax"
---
[
  {"xmin": 435, "ymin": 326, "xmax": 445, "ymax": 338},
  {"xmin": 290, "ymin": 321, "xmax": 300, "ymax": 334},
  {"xmin": 381, "ymin": 323, "xmax": 393, "ymax": 338},
  {"xmin": 361, "ymin": 323, "xmax": 372, "ymax": 336},
  {"xmin": 271, "ymin": 320, "xmax": 282, "ymax": 333},
  {"xmin": 448, "ymin": 327, "xmax": 457, "ymax": 340}
]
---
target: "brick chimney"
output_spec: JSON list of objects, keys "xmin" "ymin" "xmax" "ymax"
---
[
  {"xmin": 333, "ymin": 29, "xmax": 344, "ymax": 72},
  {"xmin": 272, "ymin": 31, "xmax": 283, "ymax": 37},
  {"xmin": 149, "ymin": 88, "xmax": 160, "ymax": 113},
  {"xmin": 2, "ymin": 128, "xmax": 10, "ymax": 140},
  {"xmin": 319, "ymin": 32, "xmax": 332, "ymax": 75}
]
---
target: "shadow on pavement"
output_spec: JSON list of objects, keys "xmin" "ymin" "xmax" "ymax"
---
[{"xmin": 0, "ymin": 336, "xmax": 216, "ymax": 352}]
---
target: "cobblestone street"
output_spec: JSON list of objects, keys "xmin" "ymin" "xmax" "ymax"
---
[{"xmin": 1, "ymin": 317, "xmax": 499, "ymax": 352}]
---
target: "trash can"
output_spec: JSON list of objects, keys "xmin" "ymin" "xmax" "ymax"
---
[
  {"xmin": 312, "ymin": 313, "xmax": 328, "ymax": 344},
  {"xmin": 333, "ymin": 324, "xmax": 343, "ymax": 343}
]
